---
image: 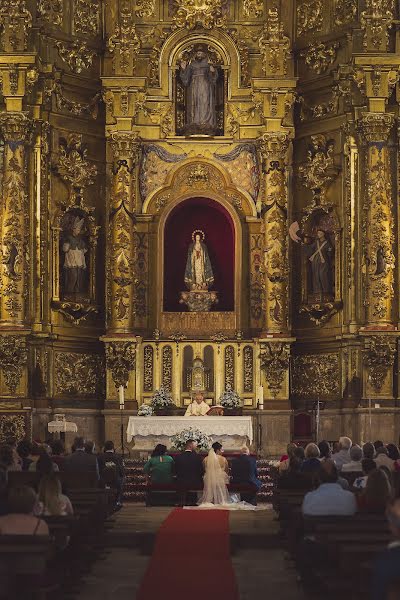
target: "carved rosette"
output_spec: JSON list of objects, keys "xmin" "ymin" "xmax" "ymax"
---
[
  {"xmin": 357, "ymin": 113, "xmax": 394, "ymax": 325},
  {"xmin": 0, "ymin": 112, "xmax": 33, "ymax": 325},
  {"xmin": 260, "ymin": 342, "xmax": 290, "ymax": 396},
  {"xmin": 108, "ymin": 133, "xmax": 141, "ymax": 332},
  {"xmin": 0, "ymin": 335, "xmax": 28, "ymax": 394},
  {"xmin": 258, "ymin": 7, "xmax": 291, "ymax": 77},
  {"xmin": 363, "ymin": 336, "xmax": 396, "ymax": 392},
  {"xmin": 257, "ymin": 133, "xmax": 290, "ymax": 333},
  {"xmin": 105, "ymin": 341, "xmax": 137, "ymax": 388}
]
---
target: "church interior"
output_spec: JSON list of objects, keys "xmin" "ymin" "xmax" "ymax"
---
[{"xmin": 1, "ymin": 0, "xmax": 400, "ymax": 598}]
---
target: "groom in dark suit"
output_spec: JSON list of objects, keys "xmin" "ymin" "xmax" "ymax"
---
[
  {"xmin": 231, "ymin": 446, "xmax": 261, "ymax": 505},
  {"xmin": 174, "ymin": 439, "xmax": 204, "ymax": 505}
]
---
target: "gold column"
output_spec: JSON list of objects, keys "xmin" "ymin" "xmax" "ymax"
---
[
  {"xmin": 257, "ymin": 132, "xmax": 290, "ymax": 335},
  {"xmin": 357, "ymin": 112, "xmax": 394, "ymax": 327},
  {"xmin": 0, "ymin": 112, "xmax": 33, "ymax": 327},
  {"xmin": 107, "ymin": 132, "xmax": 141, "ymax": 333}
]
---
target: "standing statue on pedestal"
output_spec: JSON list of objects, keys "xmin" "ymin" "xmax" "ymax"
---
[
  {"xmin": 179, "ymin": 45, "xmax": 218, "ymax": 135},
  {"xmin": 185, "ymin": 230, "xmax": 214, "ymax": 291},
  {"xmin": 62, "ymin": 216, "xmax": 88, "ymax": 295},
  {"xmin": 303, "ymin": 229, "xmax": 334, "ymax": 297}
]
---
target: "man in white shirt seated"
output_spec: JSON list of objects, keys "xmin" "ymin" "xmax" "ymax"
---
[
  {"xmin": 184, "ymin": 392, "xmax": 210, "ymax": 417},
  {"xmin": 341, "ymin": 444, "xmax": 363, "ymax": 472},
  {"xmin": 302, "ymin": 460, "xmax": 356, "ymax": 516},
  {"xmin": 333, "ymin": 436, "xmax": 352, "ymax": 471}
]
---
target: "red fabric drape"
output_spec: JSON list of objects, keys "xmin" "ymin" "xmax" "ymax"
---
[{"xmin": 163, "ymin": 197, "xmax": 235, "ymax": 311}]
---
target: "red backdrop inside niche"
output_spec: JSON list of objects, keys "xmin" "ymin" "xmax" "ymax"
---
[{"xmin": 163, "ymin": 197, "xmax": 235, "ymax": 312}]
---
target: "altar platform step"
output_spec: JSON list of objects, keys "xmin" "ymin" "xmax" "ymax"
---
[{"xmin": 122, "ymin": 458, "xmax": 275, "ymax": 503}]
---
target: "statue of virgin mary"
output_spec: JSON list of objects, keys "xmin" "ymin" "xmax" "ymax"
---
[{"xmin": 184, "ymin": 231, "xmax": 214, "ymax": 290}]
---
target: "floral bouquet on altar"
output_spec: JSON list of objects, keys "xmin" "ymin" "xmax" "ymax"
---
[
  {"xmin": 219, "ymin": 384, "xmax": 241, "ymax": 409},
  {"xmin": 150, "ymin": 385, "xmax": 174, "ymax": 414},
  {"xmin": 171, "ymin": 427, "xmax": 212, "ymax": 452},
  {"xmin": 137, "ymin": 404, "xmax": 153, "ymax": 417}
]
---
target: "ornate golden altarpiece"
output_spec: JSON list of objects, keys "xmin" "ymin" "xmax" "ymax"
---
[{"xmin": 1, "ymin": 0, "xmax": 400, "ymax": 452}]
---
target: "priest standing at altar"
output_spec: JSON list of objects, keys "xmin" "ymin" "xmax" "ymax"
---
[{"xmin": 185, "ymin": 392, "xmax": 210, "ymax": 416}]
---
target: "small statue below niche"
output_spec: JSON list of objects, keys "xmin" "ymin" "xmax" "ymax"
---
[
  {"xmin": 180, "ymin": 230, "xmax": 218, "ymax": 312},
  {"xmin": 61, "ymin": 212, "xmax": 89, "ymax": 298},
  {"xmin": 176, "ymin": 43, "xmax": 224, "ymax": 136}
]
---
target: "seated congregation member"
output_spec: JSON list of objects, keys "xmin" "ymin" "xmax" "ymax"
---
[
  {"xmin": 29, "ymin": 448, "xmax": 59, "ymax": 474},
  {"xmin": 333, "ymin": 436, "xmax": 352, "ymax": 471},
  {"xmin": 144, "ymin": 444, "xmax": 174, "ymax": 484},
  {"xmin": 174, "ymin": 440, "xmax": 203, "ymax": 504},
  {"xmin": 357, "ymin": 468, "xmax": 392, "ymax": 514},
  {"xmin": 363, "ymin": 441, "xmax": 376, "ymax": 460},
  {"xmin": 374, "ymin": 440, "xmax": 385, "ymax": 452},
  {"xmin": 231, "ymin": 446, "xmax": 261, "ymax": 505},
  {"xmin": 302, "ymin": 460, "xmax": 356, "ymax": 516},
  {"xmin": 63, "ymin": 436, "xmax": 99, "ymax": 479},
  {"xmin": 375, "ymin": 446, "xmax": 395, "ymax": 471},
  {"xmin": 98, "ymin": 441, "xmax": 125, "ymax": 506},
  {"xmin": 300, "ymin": 443, "xmax": 321, "ymax": 473},
  {"xmin": 278, "ymin": 448, "xmax": 312, "ymax": 491},
  {"xmin": 341, "ymin": 444, "xmax": 363, "ymax": 473},
  {"xmin": 318, "ymin": 440, "xmax": 331, "ymax": 461},
  {"xmin": 17, "ymin": 440, "xmax": 33, "ymax": 471},
  {"xmin": 184, "ymin": 392, "xmax": 209, "ymax": 417},
  {"xmin": 0, "ymin": 444, "xmax": 21, "ymax": 473},
  {"xmin": 387, "ymin": 444, "xmax": 400, "ymax": 471},
  {"xmin": 85, "ymin": 440, "xmax": 96, "ymax": 455},
  {"xmin": 0, "ymin": 485, "xmax": 48, "ymax": 536},
  {"xmin": 38, "ymin": 474, "xmax": 73, "ymax": 516},
  {"xmin": 50, "ymin": 440, "xmax": 65, "ymax": 470},
  {"xmin": 278, "ymin": 443, "xmax": 297, "ymax": 473},
  {"xmin": 372, "ymin": 498, "xmax": 400, "ymax": 600},
  {"xmin": 354, "ymin": 458, "xmax": 376, "ymax": 490}
]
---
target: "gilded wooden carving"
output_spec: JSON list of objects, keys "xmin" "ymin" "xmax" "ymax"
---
[
  {"xmin": 162, "ymin": 345, "xmax": 173, "ymax": 391},
  {"xmin": 224, "ymin": 345, "xmax": 235, "ymax": 390},
  {"xmin": 54, "ymin": 352, "xmax": 105, "ymax": 396},
  {"xmin": 363, "ymin": 336, "xmax": 396, "ymax": 392},
  {"xmin": 260, "ymin": 342, "xmax": 290, "ymax": 396},
  {"xmin": 0, "ymin": 336, "xmax": 27, "ymax": 395},
  {"xmin": 292, "ymin": 354, "xmax": 340, "ymax": 398},
  {"xmin": 105, "ymin": 341, "xmax": 137, "ymax": 388}
]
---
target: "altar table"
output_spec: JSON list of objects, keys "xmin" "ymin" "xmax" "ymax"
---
[{"xmin": 126, "ymin": 416, "xmax": 253, "ymax": 450}]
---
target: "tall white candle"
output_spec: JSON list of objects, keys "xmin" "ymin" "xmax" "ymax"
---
[
  {"xmin": 118, "ymin": 385, "xmax": 125, "ymax": 408},
  {"xmin": 258, "ymin": 385, "xmax": 264, "ymax": 409}
]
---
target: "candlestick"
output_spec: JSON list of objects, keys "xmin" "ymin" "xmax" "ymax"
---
[
  {"xmin": 258, "ymin": 385, "xmax": 264, "ymax": 409},
  {"xmin": 118, "ymin": 385, "xmax": 125, "ymax": 408}
]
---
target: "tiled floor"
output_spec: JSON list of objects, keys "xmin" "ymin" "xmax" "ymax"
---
[{"xmin": 73, "ymin": 505, "xmax": 306, "ymax": 600}]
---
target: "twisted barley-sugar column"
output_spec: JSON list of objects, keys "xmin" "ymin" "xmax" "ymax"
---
[
  {"xmin": 108, "ymin": 133, "xmax": 140, "ymax": 333},
  {"xmin": 357, "ymin": 112, "xmax": 395, "ymax": 327},
  {"xmin": 257, "ymin": 132, "xmax": 290, "ymax": 334},
  {"xmin": 0, "ymin": 112, "xmax": 33, "ymax": 326}
]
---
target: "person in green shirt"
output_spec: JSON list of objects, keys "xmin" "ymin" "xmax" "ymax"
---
[{"xmin": 144, "ymin": 444, "xmax": 174, "ymax": 484}]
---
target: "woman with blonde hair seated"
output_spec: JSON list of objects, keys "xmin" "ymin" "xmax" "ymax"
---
[{"xmin": 38, "ymin": 474, "xmax": 73, "ymax": 516}]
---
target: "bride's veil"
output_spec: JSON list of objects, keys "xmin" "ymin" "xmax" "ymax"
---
[{"xmin": 200, "ymin": 448, "xmax": 229, "ymax": 505}]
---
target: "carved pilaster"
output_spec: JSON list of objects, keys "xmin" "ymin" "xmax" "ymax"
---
[
  {"xmin": 258, "ymin": 7, "xmax": 290, "ymax": 77},
  {"xmin": 0, "ymin": 335, "xmax": 28, "ymax": 395},
  {"xmin": 357, "ymin": 113, "xmax": 395, "ymax": 326},
  {"xmin": 105, "ymin": 340, "xmax": 137, "ymax": 388},
  {"xmin": 360, "ymin": 0, "xmax": 395, "ymax": 52},
  {"xmin": 107, "ymin": 3, "xmax": 141, "ymax": 75},
  {"xmin": 0, "ymin": 0, "xmax": 32, "ymax": 52},
  {"xmin": 0, "ymin": 112, "xmax": 33, "ymax": 326},
  {"xmin": 257, "ymin": 132, "xmax": 290, "ymax": 334},
  {"xmin": 107, "ymin": 133, "xmax": 141, "ymax": 333},
  {"xmin": 259, "ymin": 342, "xmax": 290, "ymax": 397}
]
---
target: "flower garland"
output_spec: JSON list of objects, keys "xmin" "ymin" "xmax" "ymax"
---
[{"xmin": 171, "ymin": 427, "xmax": 212, "ymax": 452}]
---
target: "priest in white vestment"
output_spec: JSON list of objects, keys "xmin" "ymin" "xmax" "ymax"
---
[{"xmin": 185, "ymin": 392, "xmax": 210, "ymax": 417}]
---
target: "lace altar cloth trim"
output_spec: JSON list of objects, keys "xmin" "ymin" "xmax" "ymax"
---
[
  {"xmin": 48, "ymin": 421, "xmax": 78, "ymax": 433},
  {"xmin": 127, "ymin": 416, "xmax": 253, "ymax": 444}
]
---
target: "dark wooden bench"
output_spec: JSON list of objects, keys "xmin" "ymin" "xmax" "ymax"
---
[
  {"xmin": 145, "ymin": 482, "xmax": 259, "ymax": 506},
  {"xmin": 7, "ymin": 471, "xmax": 100, "ymax": 491}
]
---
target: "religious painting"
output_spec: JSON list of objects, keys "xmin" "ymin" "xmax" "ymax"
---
[
  {"xmin": 163, "ymin": 197, "xmax": 234, "ymax": 312},
  {"xmin": 60, "ymin": 209, "xmax": 90, "ymax": 300},
  {"xmin": 176, "ymin": 44, "xmax": 224, "ymax": 136}
]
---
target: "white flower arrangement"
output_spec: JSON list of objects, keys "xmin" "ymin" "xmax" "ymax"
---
[
  {"xmin": 171, "ymin": 427, "xmax": 212, "ymax": 452},
  {"xmin": 150, "ymin": 385, "xmax": 174, "ymax": 410},
  {"xmin": 137, "ymin": 404, "xmax": 153, "ymax": 417},
  {"xmin": 219, "ymin": 384, "xmax": 241, "ymax": 409}
]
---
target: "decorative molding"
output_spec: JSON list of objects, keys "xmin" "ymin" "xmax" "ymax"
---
[
  {"xmin": 105, "ymin": 341, "xmax": 137, "ymax": 388},
  {"xmin": 135, "ymin": 0, "xmax": 156, "ymax": 18},
  {"xmin": 296, "ymin": 0, "xmax": 323, "ymax": 37},
  {"xmin": 0, "ymin": 0, "xmax": 32, "ymax": 51},
  {"xmin": 243, "ymin": 0, "xmax": 263, "ymax": 18},
  {"xmin": 162, "ymin": 345, "xmax": 173, "ymax": 391},
  {"xmin": 55, "ymin": 134, "xmax": 98, "ymax": 208},
  {"xmin": 260, "ymin": 343, "xmax": 290, "ymax": 396},
  {"xmin": 363, "ymin": 336, "xmax": 396, "ymax": 392},
  {"xmin": 0, "ymin": 336, "xmax": 27, "ymax": 394},
  {"xmin": 73, "ymin": 0, "xmax": 100, "ymax": 37},
  {"xmin": 54, "ymin": 352, "xmax": 104, "ymax": 396},
  {"xmin": 108, "ymin": 5, "xmax": 141, "ymax": 74},
  {"xmin": 302, "ymin": 41, "xmax": 339, "ymax": 75},
  {"xmin": 357, "ymin": 112, "xmax": 394, "ymax": 144},
  {"xmin": 298, "ymin": 135, "xmax": 340, "ymax": 208},
  {"xmin": 292, "ymin": 353, "xmax": 340, "ymax": 398},
  {"xmin": 143, "ymin": 345, "xmax": 154, "ymax": 392},
  {"xmin": 173, "ymin": 0, "xmax": 227, "ymax": 30},
  {"xmin": 243, "ymin": 345, "xmax": 254, "ymax": 393},
  {"xmin": 361, "ymin": 0, "xmax": 395, "ymax": 52},
  {"xmin": 258, "ymin": 7, "xmax": 290, "ymax": 77},
  {"xmin": 38, "ymin": 0, "xmax": 63, "ymax": 26},
  {"xmin": 334, "ymin": 0, "xmax": 357, "ymax": 27},
  {"xmin": 55, "ymin": 40, "xmax": 94, "ymax": 74},
  {"xmin": 224, "ymin": 345, "xmax": 235, "ymax": 390},
  {"xmin": 299, "ymin": 300, "xmax": 343, "ymax": 326},
  {"xmin": 0, "ymin": 414, "xmax": 26, "ymax": 444}
]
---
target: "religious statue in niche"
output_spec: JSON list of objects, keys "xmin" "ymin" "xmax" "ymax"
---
[
  {"xmin": 61, "ymin": 211, "xmax": 89, "ymax": 298},
  {"xmin": 176, "ymin": 44, "xmax": 224, "ymax": 136},
  {"xmin": 180, "ymin": 230, "xmax": 218, "ymax": 312},
  {"xmin": 303, "ymin": 229, "xmax": 334, "ymax": 298}
]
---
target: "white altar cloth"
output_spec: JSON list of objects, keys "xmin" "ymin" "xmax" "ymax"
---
[{"xmin": 127, "ymin": 416, "xmax": 253, "ymax": 445}]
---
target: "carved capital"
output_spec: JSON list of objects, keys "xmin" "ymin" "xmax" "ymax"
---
[
  {"xmin": 105, "ymin": 341, "xmax": 137, "ymax": 388},
  {"xmin": 0, "ymin": 336, "xmax": 27, "ymax": 394},
  {"xmin": 109, "ymin": 132, "xmax": 141, "ymax": 162},
  {"xmin": 363, "ymin": 336, "xmax": 396, "ymax": 392},
  {"xmin": 259, "ymin": 342, "xmax": 290, "ymax": 395},
  {"xmin": 0, "ymin": 112, "xmax": 33, "ymax": 145},
  {"xmin": 257, "ymin": 132, "xmax": 290, "ymax": 164},
  {"xmin": 357, "ymin": 112, "xmax": 394, "ymax": 144}
]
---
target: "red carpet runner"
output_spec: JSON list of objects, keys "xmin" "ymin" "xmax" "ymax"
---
[{"xmin": 136, "ymin": 508, "xmax": 239, "ymax": 600}]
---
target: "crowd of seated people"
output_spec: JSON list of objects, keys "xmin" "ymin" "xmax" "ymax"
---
[
  {"xmin": 144, "ymin": 441, "xmax": 262, "ymax": 505},
  {"xmin": 276, "ymin": 436, "xmax": 400, "ymax": 598}
]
